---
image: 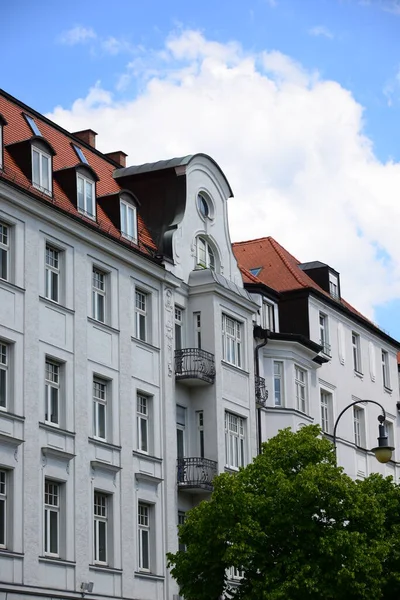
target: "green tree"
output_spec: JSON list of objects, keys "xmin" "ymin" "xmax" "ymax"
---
[{"xmin": 168, "ymin": 425, "xmax": 395, "ymax": 600}]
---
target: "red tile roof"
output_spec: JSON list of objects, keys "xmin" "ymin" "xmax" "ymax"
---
[
  {"xmin": 233, "ymin": 236, "xmax": 372, "ymax": 324},
  {"xmin": 0, "ymin": 91, "xmax": 156, "ymax": 255}
]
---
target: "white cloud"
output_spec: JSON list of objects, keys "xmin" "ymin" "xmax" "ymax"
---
[
  {"xmin": 47, "ymin": 30, "xmax": 400, "ymax": 322},
  {"xmin": 308, "ymin": 25, "xmax": 334, "ymax": 39},
  {"xmin": 59, "ymin": 25, "xmax": 96, "ymax": 45}
]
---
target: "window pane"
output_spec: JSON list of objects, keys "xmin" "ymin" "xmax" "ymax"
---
[
  {"xmin": 0, "ymin": 248, "xmax": 7, "ymax": 280},
  {"xmin": 41, "ymin": 154, "xmax": 50, "ymax": 190},
  {"xmin": 0, "ymin": 498, "xmax": 5, "ymax": 546},
  {"xmin": 142, "ymin": 530, "xmax": 149, "ymax": 569},
  {"xmin": 86, "ymin": 181, "xmax": 94, "ymax": 215},
  {"xmin": 98, "ymin": 403, "xmax": 106, "ymax": 439},
  {"xmin": 98, "ymin": 520, "xmax": 107, "ymax": 562},
  {"xmin": 177, "ymin": 429, "xmax": 184, "ymax": 459},
  {"xmin": 140, "ymin": 418, "xmax": 148, "ymax": 452},
  {"xmin": 120, "ymin": 203, "xmax": 127, "ymax": 234},
  {"xmin": 32, "ymin": 149, "xmax": 40, "ymax": 185},
  {"xmin": 49, "ymin": 510, "xmax": 58, "ymax": 554},
  {"xmin": 139, "ymin": 314, "xmax": 146, "ymax": 341},
  {"xmin": 97, "ymin": 295, "xmax": 105, "ymax": 323},
  {"xmin": 0, "ymin": 369, "xmax": 6, "ymax": 408},
  {"xmin": 77, "ymin": 177, "xmax": 84, "ymax": 210},
  {"xmin": 51, "ymin": 387, "xmax": 59, "ymax": 424},
  {"xmin": 51, "ymin": 272, "xmax": 59, "ymax": 302}
]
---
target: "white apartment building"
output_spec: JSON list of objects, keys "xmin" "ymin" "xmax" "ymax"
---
[
  {"xmin": 0, "ymin": 90, "xmax": 257, "ymax": 600},
  {"xmin": 233, "ymin": 239, "xmax": 400, "ymax": 482}
]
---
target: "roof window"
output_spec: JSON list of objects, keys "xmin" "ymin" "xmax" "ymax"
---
[
  {"xmin": 24, "ymin": 114, "xmax": 42, "ymax": 137},
  {"xmin": 72, "ymin": 144, "xmax": 89, "ymax": 164},
  {"xmin": 250, "ymin": 267, "xmax": 262, "ymax": 277}
]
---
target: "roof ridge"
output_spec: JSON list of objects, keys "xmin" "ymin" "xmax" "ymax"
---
[
  {"xmin": 232, "ymin": 235, "xmax": 272, "ymax": 247},
  {"xmin": 268, "ymin": 237, "xmax": 308, "ymax": 289}
]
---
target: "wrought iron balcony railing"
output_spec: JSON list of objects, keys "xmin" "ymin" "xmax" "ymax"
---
[
  {"xmin": 177, "ymin": 457, "xmax": 218, "ymax": 491},
  {"xmin": 255, "ymin": 374, "xmax": 268, "ymax": 406},
  {"xmin": 175, "ymin": 348, "xmax": 216, "ymax": 384},
  {"xmin": 319, "ymin": 340, "xmax": 332, "ymax": 357}
]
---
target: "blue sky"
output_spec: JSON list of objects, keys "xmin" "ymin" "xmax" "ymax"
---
[{"xmin": 3, "ymin": 0, "xmax": 400, "ymax": 340}]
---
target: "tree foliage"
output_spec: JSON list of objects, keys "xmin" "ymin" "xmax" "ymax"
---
[{"xmin": 167, "ymin": 425, "xmax": 400, "ymax": 600}]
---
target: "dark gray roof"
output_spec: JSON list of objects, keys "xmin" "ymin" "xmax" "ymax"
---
[
  {"xmin": 298, "ymin": 261, "xmax": 328, "ymax": 270},
  {"xmin": 113, "ymin": 153, "xmax": 234, "ymax": 197}
]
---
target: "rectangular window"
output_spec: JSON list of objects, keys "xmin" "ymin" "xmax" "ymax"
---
[
  {"xmin": 0, "ymin": 221, "xmax": 9, "ymax": 281},
  {"xmin": 295, "ymin": 366, "xmax": 308, "ymax": 413},
  {"xmin": 262, "ymin": 301, "xmax": 275, "ymax": 331},
  {"xmin": 0, "ymin": 470, "xmax": 7, "ymax": 548},
  {"xmin": 175, "ymin": 307, "xmax": 183, "ymax": 350},
  {"xmin": 135, "ymin": 290, "xmax": 147, "ymax": 341},
  {"xmin": 225, "ymin": 412, "xmax": 245, "ymax": 469},
  {"xmin": 77, "ymin": 174, "xmax": 95, "ymax": 218},
  {"xmin": 176, "ymin": 405, "xmax": 186, "ymax": 460},
  {"xmin": 178, "ymin": 511, "xmax": 186, "ymax": 552},
  {"xmin": 0, "ymin": 342, "xmax": 8, "ymax": 409},
  {"xmin": 329, "ymin": 273, "xmax": 339, "ymax": 299},
  {"xmin": 94, "ymin": 492, "xmax": 108, "ymax": 564},
  {"xmin": 320, "ymin": 390, "xmax": 333, "ymax": 434},
  {"xmin": 93, "ymin": 378, "xmax": 107, "ymax": 440},
  {"xmin": 120, "ymin": 201, "xmax": 137, "ymax": 241},
  {"xmin": 197, "ymin": 411, "xmax": 204, "ymax": 458},
  {"xmin": 352, "ymin": 332, "xmax": 362, "ymax": 373},
  {"xmin": 319, "ymin": 313, "xmax": 331, "ymax": 356},
  {"xmin": 44, "ymin": 480, "xmax": 59, "ymax": 556},
  {"xmin": 222, "ymin": 315, "xmax": 242, "ymax": 368},
  {"xmin": 273, "ymin": 361, "xmax": 284, "ymax": 406},
  {"xmin": 382, "ymin": 350, "xmax": 391, "ymax": 389},
  {"xmin": 138, "ymin": 503, "xmax": 151, "ymax": 571},
  {"xmin": 32, "ymin": 147, "xmax": 52, "ymax": 195},
  {"xmin": 194, "ymin": 312, "xmax": 201, "ymax": 349},
  {"xmin": 137, "ymin": 394, "xmax": 149, "ymax": 454},
  {"xmin": 45, "ymin": 245, "xmax": 60, "ymax": 302},
  {"xmin": 353, "ymin": 406, "xmax": 365, "ymax": 447},
  {"xmin": 45, "ymin": 360, "xmax": 60, "ymax": 426},
  {"xmin": 92, "ymin": 268, "xmax": 106, "ymax": 323}
]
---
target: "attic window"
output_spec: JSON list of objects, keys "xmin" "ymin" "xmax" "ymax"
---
[
  {"xmin": 329, "ymin": 272, "xmax": 339, "ymax": 299},
  {"xmin": 250, "ymin": 267, "xmax": 262, "ymax": 277},
  {"xmin": 24, "ymin": 114, "xmax": 42, "ymax": 137},
  {"xmin": 120, "ymin": 199, "xmax": 137, "ymax": 242},
  {"xmin": 72, "ymin": 144, "xmax": 89, "ymax": 164}
]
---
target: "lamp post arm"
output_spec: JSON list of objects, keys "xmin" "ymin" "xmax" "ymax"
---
[{"xmin": 332, "ymin": 399, "xmax": 387, "ymax": 450}]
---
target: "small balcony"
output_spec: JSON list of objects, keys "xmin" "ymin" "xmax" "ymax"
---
[
  {"xmin": 255, "ymin": 375, "xmax": 268, "ymax": 406},
  {"xmin": 177, "ymin": 457, "xmax": 218, "ymax": 492},
  {"xmin": 320, "ymin": 340, "xmax": 332, "ymax": 357},
  {"xmin": 175, "ymin": 348, "xmax": 216, "ymax": 385}
]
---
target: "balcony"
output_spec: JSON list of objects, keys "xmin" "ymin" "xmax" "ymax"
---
[
  {"xmin": 255, "ymin": 375, "xmax": 268, "ymax": 406},
  {"xmin": 177, "ymin": 457, "xmax": 218, "ymax": 492},
  {"xmin": 175, "ymin": 348, "xmax": 216, "ymax": 385},
  {"xmin": 320, "ymin": 340, "xmax": 332, "ymax": 357}
]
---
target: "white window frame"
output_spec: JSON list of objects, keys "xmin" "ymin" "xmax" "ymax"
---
[
  {"xmin": 32, "ymin": 146, "xmax": 52, "ymax": 195},
  {"xmin": 137, "ymin": 394, "xmax": 149, "ymax": 454},
  {"xmin": 225, "ymin": 411, "xmax": 245, "ymax": 470},
  {"xmin": 0, "ymin": 469, "xmax": 7, "ymax": 548},
  {"xmin": 0, "ymin": 342, "xmax": 8, "ymax": 410},
  {"xmin": 382, "ymin": 350, "xmax": 391, "ymax": 389},
  {"xmin": 0, "ymin": 220, "xmax": 9, "ymax": 282},
  {"xmin": 320, "ymin": 389, "xmax": 333, "ymax": 434},
  {"xmin": 329, "ymin": 272, "xmax": 339, "ymax": 299},
  {"xmin": 44, "ymin": 480, "xmax": 59, "ymax": 557},
  {"xmin": 262, "ymin": 301, "xmax": 275, "ymax": 331},
  {"xmin": 353, "ymin": 406, "xmax": 365, "ymax": 447},
  {"xmin": 120, "ymin": 200, "xmax": 137, "ymax": 242},
  {"xmin": 273, "ymin": 361, "xmax": 284, "ymax": 407},
  {"xmin": 222, "ymin": 314, "xmax": 243, "ymax": 368},
  {"xmin": 93, "ymin": 378, "xmax": 107, "ymax": 441},
  {"xmin": 295, "ymin": 366, "xmax": 308, "ymax": 413},
  {"xmin": 77, "ymin": 173, "xmax": 95, "ymax": 218},
  {"xmin": 45, "ymin": 244, "xmax": 60, "ymax": 303},
  {"xmin": 138, "ymin": 502, "xmax": 151, "ymax": 572},
  {"xmin": 194, "ymin": 312, "xmax": 201, "ymax": 349},
  {"xmin": 352, "ymin": 332, "xmax": 362, "ymax": 373},
  {"xmin": 175, "ymin": 306, "xmax": 183, "ymax": 350},
  {"xmin": 94, "ymin": 492, "xmax": 108, "ymax": 564},
  {"xmin": 45, "ymin": 359, "xmax": 60, "ymax": 426},
  {"xmin": 92, "ymin": 268, "xmax": 106, "ymax": 323},
  {"xmin": 196, "ymin": 236, "xmax": 215, "ymax": 270},
  {"xmin": 135, "ymin": 290, "xmax": 148, "ymax": 342},
  {"xmin": 197, "ymin": 410, "xmax": 205, "ymax": 458},
  {"xmin": 319, "ymin": 313, "xmax": 330, "ymax": 356}
]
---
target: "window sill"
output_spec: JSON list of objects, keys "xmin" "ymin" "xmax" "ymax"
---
[
  {"xmin": 0, "ymin": 549, "xmax": 24, "ymax": 558},
  {"xmin": 354, "ymin": 370, "xmax": 364, "ymax": 379},
  {"xmin": 87, "ymin": 317, "xmax": 119, "ymax": 334},
  {"xmin": 88, "ymin": 437, "xmax": 121, "ymax": 451},
  {"xmin": 0, "ymin": 410, "xmax": 25, "ymax": 422},
  {"xmin": 132, "ymin": 450, "xmax": 162, "ymax": 463},
  {"xmin": 0, "ymin": 279, "xmax": 25, "ymax": 293},
  {"xmin": 89, "ymin": 564, "xmax": 122, "ymax": 573},
  {"xmin": 39, "ymin": 422, "xmax": 75, "ymax": 437},
  {"xmin": 39, "ymin": 296, "xmax": 74, "ymax": 314},
  {"xmin": 134, "ymin": 571, "xmax": 164, "ymax": 581},
  {"xmin": 221, "ymin": 360, "xmax": 249, "ymax": 375},
  {"xmin": 39, "ymin": 556, "xmax": 75, "ymax": 566},
  {"xmin": 131, "ymin": 336, "xmax": 160, "ymax": 352}
]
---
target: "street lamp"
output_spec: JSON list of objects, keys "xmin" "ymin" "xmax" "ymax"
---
[{"xmin": 332, "ymin": 400, "xmax": 394, "ymax": 464}]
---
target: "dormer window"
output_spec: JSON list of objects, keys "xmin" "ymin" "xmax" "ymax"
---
[
  {"xmin": 120, "ymin": 200, "xmax": 137, "ymax": 242},
  {"xmin": 77, "ymin": 173, "xmax": 95, "ymax": 219},
  {"xmin": 196, "ymin": 236, "xmax": 215, "ymax": 270},
  {"xmin": 32, "ymin": 145, "xmax": 52, "ymax": 195},
  {"xmin": 329, "ymin": 272, "xmax": 339, "ymax": 299}
]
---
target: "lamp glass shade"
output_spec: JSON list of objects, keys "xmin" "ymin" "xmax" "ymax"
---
[{"xmin": 372, "ymin": 446, "xmax": 393, "ymax": 464}]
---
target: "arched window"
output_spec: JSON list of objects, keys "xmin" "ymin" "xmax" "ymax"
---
[{"xmin": 196, "ymin": 236, "xmax": 216, "ymax": 270}]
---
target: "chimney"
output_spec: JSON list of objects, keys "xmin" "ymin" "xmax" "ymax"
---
[
  {"xmin": 72, "ymin": 129, "xmax": 98, "ymax": 148},
  {"xmin": 105, "ymin": 151, "xmax": 128, "ymax": 167}
]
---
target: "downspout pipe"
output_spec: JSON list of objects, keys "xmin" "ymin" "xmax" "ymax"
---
[{"xmin": 254, "ymin": 325, "xmax": 269, "ymax": 455}]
